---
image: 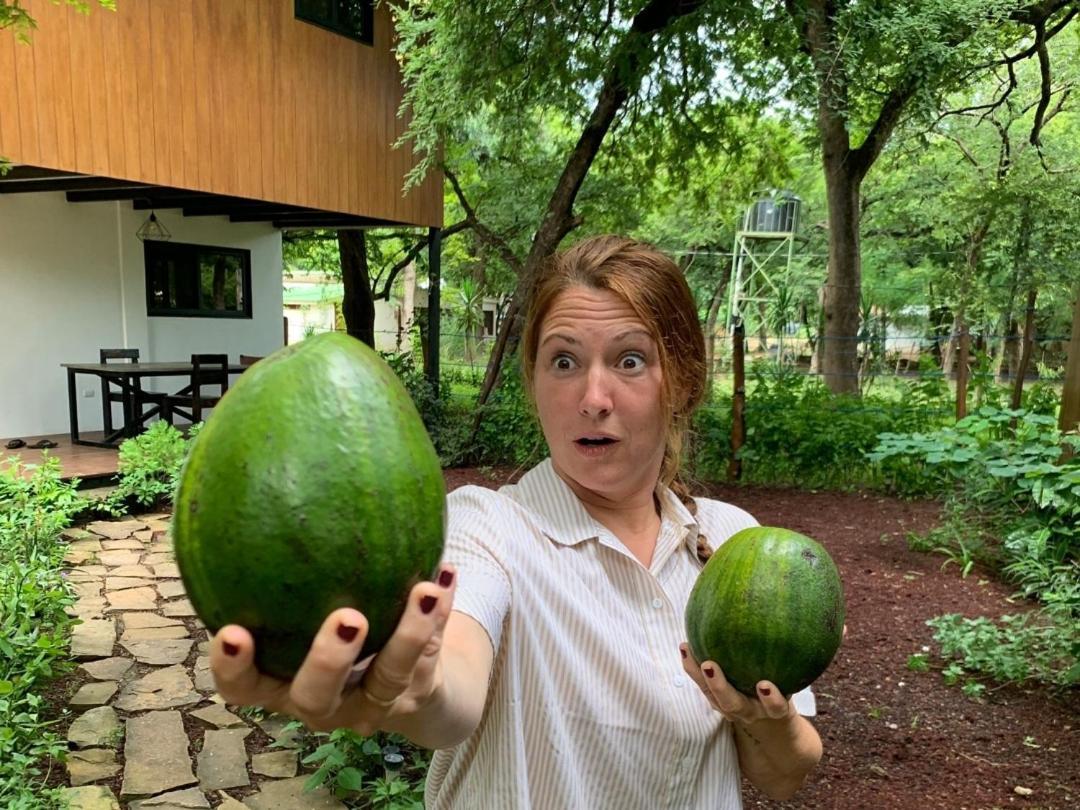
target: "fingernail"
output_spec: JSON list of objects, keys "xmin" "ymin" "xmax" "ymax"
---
[
  {"xmin": 337, "ymin": 624, "xmax": 359, "ymax": 643},
  {"xmin": 223, "ymin": 642, "xmax": 239, "ymax": 657},
  {"xmin": 420, "ymin": 595, "xmax": 438, "ymax": 614},
  {"xmin": 759, "ymin": 686, "xmax": 772, "ymax": 696},
  {"xmin": 703, "ymin": 666, "xmax": 715, "ymax": 678},
  {"xmin": 438, "ymin": 569, "xmax": 454, "ymax": 588},
  {"xmin": 680, "ymin": 647, "xmax": 687, "ymax": 659}
]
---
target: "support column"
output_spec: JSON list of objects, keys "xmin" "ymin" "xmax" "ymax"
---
[{"xmin": 426, "ymin": 227, "xmax": 442, "ymax": 390}]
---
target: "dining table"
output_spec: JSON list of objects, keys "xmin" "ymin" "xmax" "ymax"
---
[{"xmin": 61, "ymin": 361, "xmax": 247, "ymax": 448}]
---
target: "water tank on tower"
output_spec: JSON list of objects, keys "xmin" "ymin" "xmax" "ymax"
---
[{"xmin": 744, "ymin": 190, "xmax": 801, "ymax": 234}]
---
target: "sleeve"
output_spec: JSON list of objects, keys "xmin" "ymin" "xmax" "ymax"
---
[
  {"xmin": 693, "ymin": 498, "xmax": 818, "ymax": 717},
  {"xmin": 442, "ymin": 485, "xmax": 514, "ymax": 653}
]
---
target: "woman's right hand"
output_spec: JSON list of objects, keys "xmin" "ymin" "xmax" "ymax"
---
[{"xmin": 208, "ymin": 565, "xmax": 458, "ymax": 734}]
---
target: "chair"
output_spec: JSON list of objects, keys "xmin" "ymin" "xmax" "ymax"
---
[
  {"xmin": 162, "ymin": 354, "xmax": 229, "ymax": 425},
  {"xmin": 99, "ymin": 348, "xmax": 167, "ymax": 437},
  {"xmin": 239, "ymin": 354, "xmax": 264, "ymax": 368}
]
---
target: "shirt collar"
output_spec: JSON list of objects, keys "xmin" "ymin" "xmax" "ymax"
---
[{"xmin": 502, "ymin": 458, "xmax": 700, "ymax": 552}]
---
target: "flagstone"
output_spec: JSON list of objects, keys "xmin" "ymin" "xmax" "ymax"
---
[
  {"xmin": 193, "ymin": 655, "xmax": 215, "ymax": 692},
  {"xmin": 70, "ymin": 680, "xmax": 118, "ymax": 707},
  {"xmin": 144, "ymin": 552, "xmax": 174, "ymax": 567},
  {"xmin": 122, "ymin": 612, "xmax": 184, "ymax": 629},
  {"xmin": 67, "ymin": 706, "xmax": 122, "ymax": 749},
  {"xmin": 76, "ymin": 564, "xmax": 109, "ymax": 577},
  {"xmin": 101, "ymin": 538, "xmax": 145, "ymax": 551},
  {"xmin": 255, "ymin": 715, "xmax": 302, "ymax": 749},
  {"xmin": 129, "ymin": 788, "xmax": 210, "ymax": 809},
  {"xmin": 242, "ymin": 776, "xmax": 346, "ymax": 809},
  {"xmin": 80, "ymin": 656, "xmax": 133, "ymax": 680},
  {"xmin": 153, "ymin": 563, "xmax": 181, "ymax": 578},
  {"xmin": 71, "ymin": 618, "xmax": 116, "ymax": 658},
  {"xmin": 109, "ymin": 564, "xmax": 155, "ymax": 578},
  {"xmin": 67, "ymin": 598, "xmax": 107, "ymax": 619},
  {"xmin": 121, "ymin": 639, "xmax": 194, "ymax": 666},
  {"xmin": 196, "ymin": 727, "xmax": 252, "ymax": 790},
  {"xmin": 133, "ymin": 529, "xmax": 155, "ymax": 542},
  {"xmin": 98, "ymin": 550, "xmax": 143, "ymax": 567},
  {"xmin": 62, "ymin": 785, "xmax": 121, "ymax": 810},
  {"xmin": 65, "ymin": 547, "xmax": 100, "ymax": 565},
  {"xmin": 157, "ymin": 580, "xmax": 187, "ymax": 599},
  {"xmin": 114, "ymin": 665, "xmax": 200, "ymax": 712},
  {"xmin": 87, "ymin": 519, "xmax": 148, "ymax": 540},
  {"xmin": 106, "ymin": 587, "xmax": 159, "ymax": 611},
  {"xmin": 68, "ymin": 539, "xmax": 104, "ymax": 553},
  {"xmin": 61, "ymin": 528, "xmax": 98, "ymax": 542},
  {"xmin": 216, "ymin": 794, "xmax": 246, "ymax": 810},
  {"xmin": 121, "ymin": 625, "xmax": 191, "ymax": 643},
  {"xmin": 106, "ymin": 576, "xmax": 157, "ymax": 591},
  {"xmin": 190, "ymin": 702, "xmax": 244, "ymax": 728},
  {"xmin": 67, "ymin": 748, "xmax": 121, "ymax": 786},
  {"xmin": 162, "ymin": 598, "xmax": 197, "ymax": 617},
  {"xmin": 251, "ymin": 750, "xmax": 298, "ymax": 778},
  {"xmin": 71, "ymin": 580, "xmax": 104, "ymax": 599},
  {"xmin": 66, "ymin": 569, "xmax": 104, "ymax": 583},
  {"xmin": 121, "ymin": 711, "xmax": 196, "ymax": 797}
]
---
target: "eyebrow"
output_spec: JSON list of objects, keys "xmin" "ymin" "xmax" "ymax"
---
[{"xmin": 539, "ymin": 328, "xmax": 652, "ymax": 348}]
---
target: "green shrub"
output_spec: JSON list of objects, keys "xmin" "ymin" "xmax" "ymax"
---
[
  {"xmin": 0, "ymin": 456, "xmax": 80, "ymax": 808},
  {"xmin": 100, "ymin": 420, "xmax": 203, "ymax": 514}
]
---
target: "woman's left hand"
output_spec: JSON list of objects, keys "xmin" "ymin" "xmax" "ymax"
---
[{"xmin": 678, "ymin": 643, "xmax": 793, "ymax": 726}]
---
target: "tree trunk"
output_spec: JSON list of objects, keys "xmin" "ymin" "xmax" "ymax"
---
[
  {"xmin": 1060, "ymin": 286, "xmax": 1080, "ymax": 434},
  {"xmin": 469, "ymin": 0, "xmax": 708, "ymax": 441},
  {"xmin": 338, "ymin": 230, "xmax": 376, "ymax": 347},
  {"xmin": 821, "ymin": 156, "xmax": 863, "ymax": 393},
  {"xmin": 940, "ymin": 312, "xmax": 963, "ymax": 379},
  {"xmin": 1011, "ymin": 288, "xmax": 1038, "ymax": 410},
  {"xmin": 703, "ymin": 261, "xmax": 732, "ymax": 381}
]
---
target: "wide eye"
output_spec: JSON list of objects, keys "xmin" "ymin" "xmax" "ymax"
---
[
  {"xmin": 619, "ymin": 352, "xmax": 646, "ymax": 371},
  {"xmin": 552, "ymin": 353, "xmax": 576, "ymax": 371}
]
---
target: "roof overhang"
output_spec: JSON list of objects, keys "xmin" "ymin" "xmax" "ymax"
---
[{"xmin": 0, "ymin": 166, "xmax": 398, "ymax": 229}]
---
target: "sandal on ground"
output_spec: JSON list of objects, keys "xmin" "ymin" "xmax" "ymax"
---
[
  {"xmin": 5, "ymin": 438, "xmax": 26, "ymax": 449},
  {"xmin": 27, "ymin": 439, "xmax": 58, "ymax": 449}
]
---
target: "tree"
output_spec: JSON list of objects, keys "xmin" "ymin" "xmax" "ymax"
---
[{"xmin": 763, "ymin": 0, "xmax": 1078, "ymax": 393}]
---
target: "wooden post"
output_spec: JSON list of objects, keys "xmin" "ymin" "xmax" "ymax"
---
[
  {"xmin": 1060, "ymin": 286, "xmax": 1080, "ymax": 434},
  {"xmin": 425, "ymin": 227, "xmax": 442, "ymax": 390},
  {"xmin": 1010, "ymin": 289, "xmax": 1037, "ymax": 411},
  {"xmin": 956, "ymin": 319, "xmax": 970, "ymax": 421},
  {"xmin": 729, "ymin": 320, "xmax": 746, "ymax": 481}
]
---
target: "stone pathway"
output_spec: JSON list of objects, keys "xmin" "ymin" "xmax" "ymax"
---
[{"xmin": 59, "ymin": 515, "xmax": 346, "ymax": 810}]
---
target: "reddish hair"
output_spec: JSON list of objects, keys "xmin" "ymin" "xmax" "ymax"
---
[{"xmin": 521, "ymin": 235, "xmax": 706, "ymax": 498}]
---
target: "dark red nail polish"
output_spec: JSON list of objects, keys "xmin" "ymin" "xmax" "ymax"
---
[
  {"xmin": 438, "ymin": 569, "xmax": 454, "ymax": 588},
  {"xmin": 680, "ymin": 647, "xmax": 687, "ymax": 659},
  {"xmin": 759, "ymin": 686, "xmax": 772, "ymax": 696},
  {"xmin": 337, "ymin": 624, "xmax": 359, "ymax": 643},
  {"xmin": 420, "ymin": 595, "xmax": 438, "ymax": 614},
  {"xmin": 703, "ymin": 666, "xmax": 715, "ymax": 678},
  {"xmin": 223, "ymin": 642, "xmax": 239, "ymax": 657}
]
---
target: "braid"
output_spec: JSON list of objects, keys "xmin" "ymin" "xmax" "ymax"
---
[{"xmin": 667, "ymin": 474, "xmax": 713, "ymax": 565}]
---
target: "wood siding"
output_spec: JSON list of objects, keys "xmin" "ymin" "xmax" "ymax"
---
[{"xmin": 0, "ymin": 0, "xmax": 441, "ymax": 227}]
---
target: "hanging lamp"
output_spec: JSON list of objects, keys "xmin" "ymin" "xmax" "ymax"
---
[{"xmin": 136, "ymin": 211, "xmax": 172, "ymax": 242}]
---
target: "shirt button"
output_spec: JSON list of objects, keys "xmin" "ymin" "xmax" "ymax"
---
[
  {"xmin": 672, "ymin": 676, "xmax": 685, "ymax": 688},
  {"xmin": 651, "ymin": 598, "xmax": 663, "ymax": 609}
]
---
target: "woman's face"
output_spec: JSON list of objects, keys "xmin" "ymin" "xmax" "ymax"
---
[{"xmin": 532, "ymin": 285, "xmax": 667, "ymax": 505}]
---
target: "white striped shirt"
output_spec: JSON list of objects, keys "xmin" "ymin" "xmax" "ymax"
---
[{"xmin": 426, "ymin": 459, "xmax": 814, "ymax": 809}]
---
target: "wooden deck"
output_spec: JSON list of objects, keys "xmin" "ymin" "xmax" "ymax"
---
[{"xmin": 1, "ymin": 432, "xmax": 119, "ymax": 485}]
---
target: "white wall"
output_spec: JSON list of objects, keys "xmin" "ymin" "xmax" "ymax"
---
[{"xmin": 0, "ymin": 192, "xmax": 283, "ymax": 438}]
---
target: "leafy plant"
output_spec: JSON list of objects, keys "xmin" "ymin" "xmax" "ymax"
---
[
  {"xmin": 299, "ymin": 727, "xmax": 428, "ymax": 808},
  {"xmin": 101, "ymin": 420, "xmax": 203, "ymax": 512}
]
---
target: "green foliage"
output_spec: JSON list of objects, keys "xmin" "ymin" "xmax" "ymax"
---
[
  {"xmin": 469, "ymin": 362, "xmax": 545, "ymax": 468},
  {"xmin": 872, "ymin": 405, "xmax": 1080, "ymax": 688},
  {"xmin": 0, "ymin": 0, "xmax": 114, "ymax": 42},
  {"xmin": 102, "ymin": 421, "xmax": 203, "ymax": 513},
  {"xmin": 0, "ymin": 457, "xmax": 80, "ymax": 808},
  {"xmin": 691, "ymin": 361, "xmax": 951, "ymax": 489},
  {"xmin": 296, "ymin": 725, "xmax": 427, "ymax": 809}
]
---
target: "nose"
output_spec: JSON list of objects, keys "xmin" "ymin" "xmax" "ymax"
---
[{"xmin": 579, "ymin": 366, "xmax": 613, "ymax": 417}]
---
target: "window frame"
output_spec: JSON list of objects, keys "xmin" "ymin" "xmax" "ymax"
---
[
  {"xmin": 144, "ymin": 240, "xmax": 254, "ymax": 319},
  {"xmin": 294, "ymin": 0, "xmax": 374, "ymax": 45}
]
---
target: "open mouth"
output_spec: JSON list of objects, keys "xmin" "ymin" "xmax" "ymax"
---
[{"xmin": 575, "ymin": 437, "xmax": 617, "ymax": 446}]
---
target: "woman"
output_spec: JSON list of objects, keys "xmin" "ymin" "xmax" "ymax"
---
[{"xmin": 210, "ymin": 235, "xmax": 823, "ymax": 808}]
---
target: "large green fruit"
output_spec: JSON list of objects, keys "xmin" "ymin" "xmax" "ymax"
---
[
  {"xmin": 174, "ymin": 332, "xmax": 446, "ymax": 680},
  {"xmin": 685, "ymin": 526, "xmax": 844, "ymax": 697}
]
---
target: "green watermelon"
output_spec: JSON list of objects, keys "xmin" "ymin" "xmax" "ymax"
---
[
  {"xmin": 174, "ymin": 332, "xmax": 446, "ymax": 680},
  {"xmin": 685, "ymin": 526, "xmax": 845, "ymax": 697}
]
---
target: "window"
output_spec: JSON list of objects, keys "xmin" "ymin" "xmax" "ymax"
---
[
  {"xmin": 295, "ymin": 0, "xmax": 373, "ymax": 44},
  {"xmin": 145, "ymin": 240, "xmax": 253, "ymax": 318}
]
